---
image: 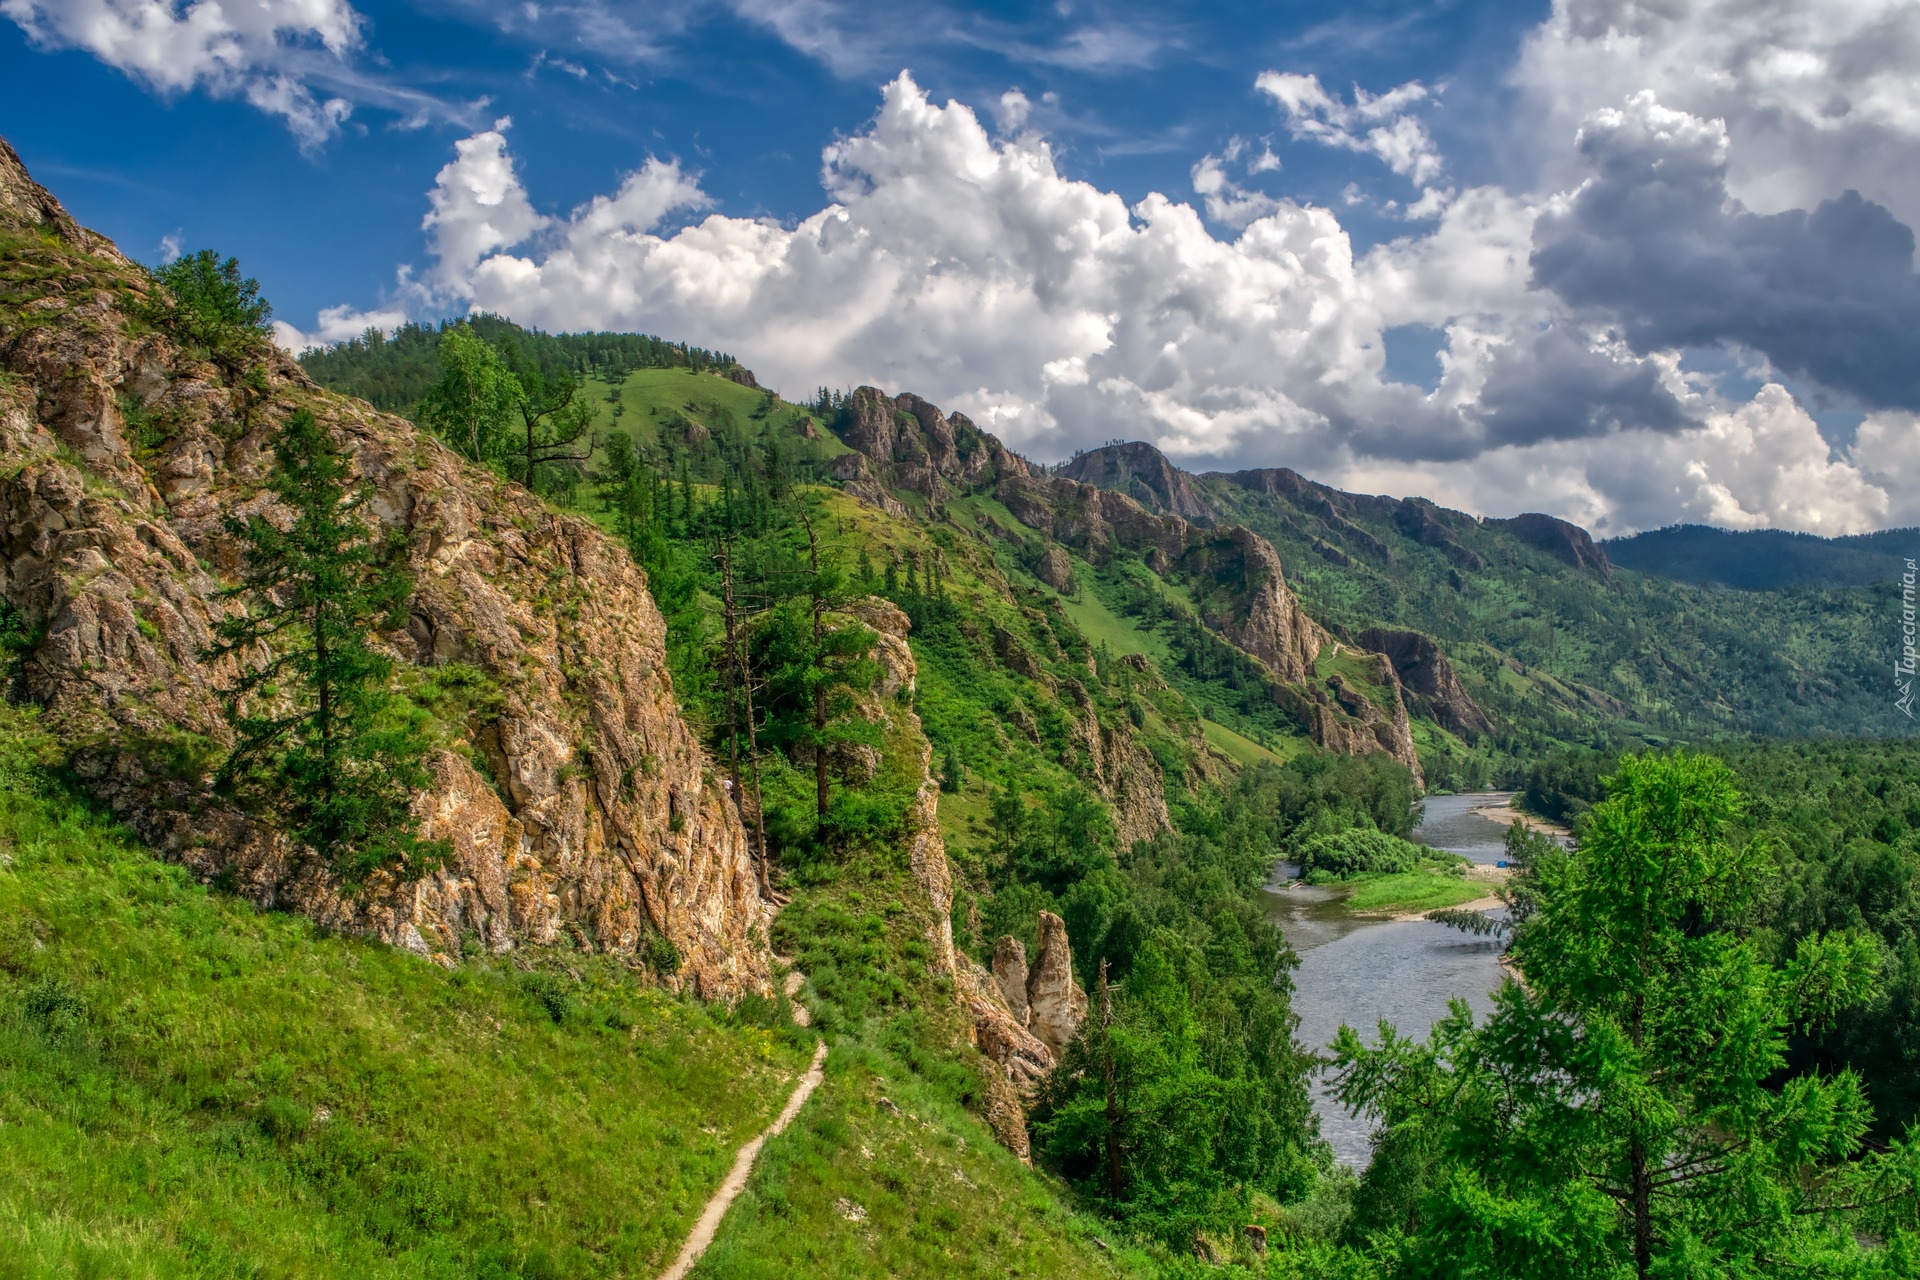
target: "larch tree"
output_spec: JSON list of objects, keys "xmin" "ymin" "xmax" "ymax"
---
[
  {"xmin": 1332, "ymin": 751, "xmax": 1919, "ymax": 1278},
  {"xmin": 208, "ymin": 409, "xmax": 447, "ymax": 889}
]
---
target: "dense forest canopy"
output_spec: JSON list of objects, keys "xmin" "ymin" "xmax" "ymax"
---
[{"xmin": 296, "ymin": 314, "xmax": 750, "ymax": 413}]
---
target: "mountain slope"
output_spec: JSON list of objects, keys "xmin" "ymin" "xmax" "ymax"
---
[
  {"xmin": 1604, "ymin": 523, "xmax": 1918, "ymax": 591},
  {"xmin": 0, "ymin": 139, "xmax": 773, "ymax": 995},
  {"xmin": 1056, "ymin": 445, "xmax": 1903, "ymax": 758},
  {"xmin": 0, "ymin": 701, "xmax": 1146, "ymax": 1278}
]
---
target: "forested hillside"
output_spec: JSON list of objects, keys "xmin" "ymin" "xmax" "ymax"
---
[
  {"xmin": 3, "ymin": 130, "xmax": 1913, "ymax": 1279},
  {"xmin": 288, "ymin": 313, "xmax": 1919, "ymax": 1272},
  {"xmin": 1056, "ymin": 446, "xmax": 1904, "ymax": 775},
  {"xmin": 1604, "ymin": 523, "xmax": 1919, "ymax": 591}
]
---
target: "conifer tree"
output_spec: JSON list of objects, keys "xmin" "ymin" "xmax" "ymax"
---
[
  {"xmin": 1333, "ymin": 751, "xmax": 1919, "ymax": 1277},
  {"xmin": 152, "ymin": 249, "xmax": 272, "ymax": 383},
  {"xmin": 208, "ymin": 410, "xmax": 446, "ymax": 889},
  {"xmin": 591, "ymin": 429, "xmax": 650, "ymax": 545}
]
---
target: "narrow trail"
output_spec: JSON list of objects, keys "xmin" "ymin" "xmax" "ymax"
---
[{"xmin": 658, "ymin": 1040, "xmax": 830, "ymax": 1280}]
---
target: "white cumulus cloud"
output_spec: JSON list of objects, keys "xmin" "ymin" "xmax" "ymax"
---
[
  {"xmin": 2, "ymin": 0, "xmax": 364, "ymax": 147},
  {"xmin": 1255, "ymin": 70, "xmax": 1446, "ymax": 188},
  {"xmin": 273, "ymin": 301, "xmax": 409, "ymax": 353},
  {"xmin": 314, "ymin": 56, "xmax": 1920, "ymax": 536}
]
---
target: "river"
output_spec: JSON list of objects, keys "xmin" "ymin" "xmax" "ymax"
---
[{"xmin": 1264, "ymin": 793, "xmax": 1519, "ymax": 1168}]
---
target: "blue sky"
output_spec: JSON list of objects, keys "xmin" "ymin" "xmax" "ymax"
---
[
  {"xmin": 6, "ymin": 0, "xmax": 1920, "ymax": 536},
  {"xmin": 2, "ymin": 0, "xmax": 1545, "ymax": 323}
]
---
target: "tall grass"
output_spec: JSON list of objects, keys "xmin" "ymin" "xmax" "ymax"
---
[{"xmin": 0, "ymin": 708, "xmax": 810, "ymax": 1278}]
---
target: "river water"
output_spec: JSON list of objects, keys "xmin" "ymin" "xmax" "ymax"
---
[{"xmin": 1265, "ymin": 793, "xmax": 1517, "ymax": 1168}]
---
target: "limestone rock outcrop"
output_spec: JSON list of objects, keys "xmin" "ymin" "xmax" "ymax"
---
[
  {"xmin": 1394, "ymin": 498, "xmax": 1486, "ymax": 571},
  {"xmin": 833, "ymin": 387, "xmax": 1027, "ymax": 502},
  {"xmin": 0, "ymin": 138, "xmax": 775, "ymax": 997},
  {"xmin": 852, "ymin": 598, "xmax": 1069, "ymax": 1158},
  {"xmin": 1033, "ymin": 544, "xmax": 1075, "ymax": 593},
  {"xmin": 992, "ymin": 936, "xmax": 1031, "ymax": 1026},
  {"xmin": 1025, "ymin": 911, "xmax": 1088, "ymax": 1059},
  {"xmin": 1496, "ymin": 511, "xmax": 1612, "ymax": 575},
  {"xmin": 1180, "ymin": 526, "xmax": 1328, "ymax": 686},
  {"xmin": 1060, "ymin": 441, "xmax": 1215, "ymax": 524},
  {"xmin": 993, "ymin": 467, "xmax": 1419, "ymax": 778},
  {"xmin": 1357, "ymin": 627, "xmax": 1492, "ymax": 739},
  {"xmin": 1065, "ymin": 680, "xmax": 1171, "ymax": 846}
]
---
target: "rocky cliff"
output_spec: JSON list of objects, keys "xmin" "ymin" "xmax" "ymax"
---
[
  {"xmin": 1060, "ymin": 440, "xmax": 1215, "ymax": 524},
  {"xmin": 1356, "ymin": 627, "xmax": 1493, "ymax": 739},
  {"xmin": 1495, "ymin": 511, "xmax": 1612, "ymax": 575},
  {"xmin": 842, "ymin": 598, "xmax": 1075, "ymax": 1160},
  {"xmin": 0, "ymin": 139, "xmax": 775, "ymax": 997},
  {"xmin": 985, "ymin": 456, "xmax": 1420, "ymax": 780},
  {"xmin": 833, "ymin": 386, "xmax": 1027, "ymax": 503}
]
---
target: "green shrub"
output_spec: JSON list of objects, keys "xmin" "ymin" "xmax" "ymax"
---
[
  {"xmin": 1293, "ymin": 827, "xmax": 1426, "ymax": 878},
  {"xmin": 22, "ymin": 976, "xmax": 85, "ymax": 1042},
  {"xmin": 519, "ymin": 971, "xmax": 575, "ymax": 1024}
]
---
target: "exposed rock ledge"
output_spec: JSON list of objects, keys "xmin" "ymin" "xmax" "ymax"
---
[
  {"xmin": 852, "ymin": 600, "xmax": 1085, "ymax": 1160},
  {"xmin": 0, "ymin": 136, "xmax": 775, "ymax": 998}
]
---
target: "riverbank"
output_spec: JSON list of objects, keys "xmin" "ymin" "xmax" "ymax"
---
[
  {"xmin": 1466, "ymin": 795, "xmax": 1572, "ymax": 841},
  {"xmin": 1349, "ymin": 862, "xmax": 1509, "ymax": 917},
  {"xmin": 1273, "ymin": 862, "xmax": 1507, "ymax": 919},
  {"xmin": 1268, "ymin": 791, "xmax": 1522, "ymax": 1167}
]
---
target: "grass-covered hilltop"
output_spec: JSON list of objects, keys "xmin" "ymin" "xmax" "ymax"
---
[{"xmin": 2, "ymin": 135, "xmax": 1917, "ymax": 1278}]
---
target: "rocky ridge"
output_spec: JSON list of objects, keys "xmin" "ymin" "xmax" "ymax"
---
[
  {"xmin": 823, "ymin": 394, "xmax": 1422, "ymax": 779},
  {"xmin": 844, "ymin": 599, "xmax": 1082, "ymax": 1160},
  {"xmin": 997, "ymin": 469, "xmax": 1421, "ymax": 781},
  {"xmin": 1356, "ymin": 627, "xmax": 1492, "ymax": 739},
  {"xmin": 0, "ymin": 139, "xmax": 775, "ymax": 997}
]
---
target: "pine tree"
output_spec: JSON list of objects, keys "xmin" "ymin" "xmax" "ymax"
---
[
  {"xmin": 151, "ymin": 249, "xmax": 272, "ymax": 383},
  {"xmin": 208, "ymin": 410, "xmax": 447, "ymax": 889}
]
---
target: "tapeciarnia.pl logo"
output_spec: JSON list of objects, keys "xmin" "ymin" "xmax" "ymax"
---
[{"xmin": 1899, "ymin": 558, "xmax": 1918, "ymax": 719}]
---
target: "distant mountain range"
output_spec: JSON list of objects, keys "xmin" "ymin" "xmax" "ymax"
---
[{"xmin": 1603, "ymin": 524, "xmax": 1919, "ymax": 591}]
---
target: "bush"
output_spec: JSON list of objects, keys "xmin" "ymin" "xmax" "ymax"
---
[
  {"xmin": 1293, "ymin": 828, "xmax": 1425, "ymax": 878},
  {"xmin": 642, "ymin": 932, "xmax": 683, "ymax": 976},
  {"xmin": 519, "ymin": 971, "xmax": 575, "ymax": 1024},
  {"xmin": 22, "ymin": 976, "xmax": 85, "ymax": 1042}
]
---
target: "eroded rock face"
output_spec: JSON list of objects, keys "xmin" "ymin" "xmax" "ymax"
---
[
  {"xmin": 1181, "ymin": 526, "xmax": 1328, "ymax": 686},
  {"xmin": 834, "ymin": 387, "xmax": 1026, "ymax": 502},
  {"xmin": 1065, "ymin": 680, "xmax": 1171, "ymax": 846},
  {"xmin": 1034, "ymin": 544, "xmax": 1074, "ymax": 593},
  {"xmin": 1358, "ymin": 627, "xmax": 1492, "ymax": 739},
  {"xmin": 1026, "ymin": 911, "xmax": 1088, "ymax": 1059},
  {"xmin": 1496, "ymin": 511, "xmax": 1612, "ymax": 575},
  {"xmin": 0, "ymin": 139, "xmax": 774, "ymax": 998},
  {"xmin": 1394, "ymin": 498, "xmax": 1485, "ymax": 571},
  {"xmin": 852, "ymin": 598, "xmax": 1062, "ymax": 1158},
  {"xmin": 992, "ymin": 936, "xmax": 1031, "ymax": 1026},
  {"xmin": 1060, "ymin": 441, "xmax": 1215, "ymax": 524}
]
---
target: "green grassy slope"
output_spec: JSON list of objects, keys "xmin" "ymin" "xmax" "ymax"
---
[
  {"xmin": 582, "ymin": 369, "xmax": 851, "ymax": 460},
  {"xmin": 0, "ymin": 705, "xmax": 1152, "ymax": 1279},
  {"xmin": 0, "ymin": 711, "xmax": 812, "ymax": 1279}
]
